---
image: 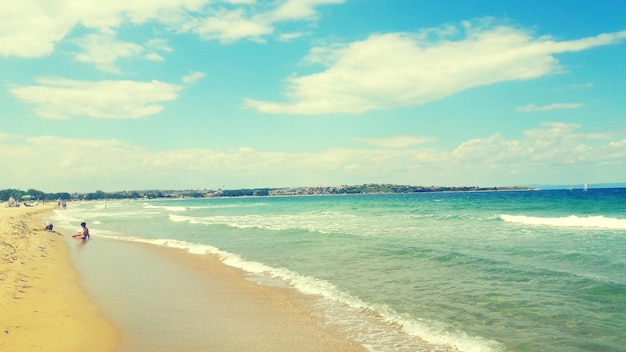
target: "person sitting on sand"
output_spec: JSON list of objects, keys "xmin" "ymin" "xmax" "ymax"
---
[
  {"xmin": 7, "ymin": 196, "xmax": 18, "ymax": 207},
  {"xmin": 72, "ymin": 222, "xmax": 90, "ymax": 240},
  {"xmin": 44, "ymin": 221, "xmax": 53, "ymax": 231}
]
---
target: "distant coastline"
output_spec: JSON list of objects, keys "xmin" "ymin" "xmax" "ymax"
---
[
  {"xmin": 2, "ymin": 183, "xmax": 539, "ymax": 202},
  {"xmin": 5, "ymin": 182, "xmax": 626, "ymax": 203}
]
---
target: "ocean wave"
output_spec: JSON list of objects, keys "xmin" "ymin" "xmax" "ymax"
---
[
  {"xmin": 189, "ymin": 203, "xmax": 268, "ymax": 209},
  {"xmin": 168, "ymin": 212, "xmax": 362, "ymax": 234},
  {"xmin": 143, "ymin": 204, "xmax": 187, "ymax": 212},
  {"xmin": 500, "ymin": 214, "xmax": 626, "ymax": 229},
  {"xmin": 91, "ymin": 233, "xmax": 503, "ymax": 352}
]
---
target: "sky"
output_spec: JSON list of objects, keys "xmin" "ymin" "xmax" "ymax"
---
[{"xmin": 1, "ymin": 0, "xmax": 625, "ymax": 192}]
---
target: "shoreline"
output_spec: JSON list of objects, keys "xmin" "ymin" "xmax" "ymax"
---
[
  {"xmin": 67, "ymin": 232, "xmax": 367, "ymax": 351},
  {"xmin": 0, "ymin": 204, "xmax": 119, "ymax": 351}
]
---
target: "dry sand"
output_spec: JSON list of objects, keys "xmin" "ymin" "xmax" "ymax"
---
[{"xmin": 0, "ymin": 204, "xmax": 119, "ymax": 352}]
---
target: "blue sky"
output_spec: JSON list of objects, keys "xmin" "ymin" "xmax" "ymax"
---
[{"xmin": 1, "ymin": 0, "xmax": 625, "ymax": 192}]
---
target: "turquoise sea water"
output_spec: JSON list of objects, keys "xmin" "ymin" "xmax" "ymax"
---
[{"xmin": 53, "ymin": 189, "xmax": 626, "ymax": 352}]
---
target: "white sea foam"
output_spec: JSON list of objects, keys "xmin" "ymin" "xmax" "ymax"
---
[
  {"xmin": 51, "ymin": 209, "xmax": 87, "ymax": 231},
  {"xmin": 143, "ymin": 204, "xmax": 187, "ymax": 212},
  {"xmin": 144, "ymin": 202, "xmax": 267, "ymax": 211},
  {"xmin": 188, "ymin": 202, "xmax": 268, "ymax": 209},
  {"xmin": 500, "ymin": 214, "xmax": 626, "ymax": 229},
  {"xmin": 96, "ymin": 202, "xmax": 124, "ymax": 209},
  {"xmin": 93, "ymin": 232, "xmax": 503, "ymax": 352},
  {"xmin": 168, "ymin": 212, "xmax": 400, "ymax": 238}
]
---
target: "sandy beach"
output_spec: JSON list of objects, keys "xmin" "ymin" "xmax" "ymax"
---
[
  {"xmin": 0, "ymin": 204, "xmax": 119, "ymax": 352},
  {"xmin": 2, "ymin": 204, "xmax": 366, "ymax": 351},
  {"xmin": 68, "ymin": 223, "xmax": 367, "ymax": 352}
]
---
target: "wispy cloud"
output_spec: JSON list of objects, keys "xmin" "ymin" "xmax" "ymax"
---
[
  {"xmin": 355, "ymin": 135, "xmax": 436, "ymax": 148},
  {"xmin": 182, "ymin": 71, "xmax": 206, "ymax": 84},
  {"xmin": 268, "ymin": 0, "xmax": 345, "ymax": 22},
  {"xmin": 279, "ymin": 32, "xmax": 308, "ymax": 42},
  {"xmin": 72, "ymin": 32, "xmax": 175, "ymax": 73},
  {"xmin": 245, "ymin": 21, "xmax": 626, "ymax": 114},
  {"xmin": 10, "ymin": 78, "xmax": 182, "ymax": 119},
  {"xmin": 184, "ymin": 8, "xmax": 274, "ymax": 43},
  {"xmin": 73, "ymin": 32, "xmax": 144, "ymax": 73},
  {"xmin": 180, "ymin": 0, "xmax": 345, "ymax": 43},
  {"xmin": 569, "ymin": 82, "xmax": 593, "ymax": 89},
  {"xmin": 516, "ymin": 103, "xmax": 584, "ymax": 112},
  {"xmin": 145, "ymin": 38, "xmax": 173, "ymax": 53}
]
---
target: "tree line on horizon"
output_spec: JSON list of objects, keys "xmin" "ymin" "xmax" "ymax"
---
[
  {"xmin": 0, "ymin": 188, "xmax": 265, "ymax": 201},
  {"xmin": 0, "ymin": 188, "xmax": 192, "ymax": 202},
  {"xmin": 0, "ymin": 188, "xmax": 72, "ymax": 202},
  {"xmin": 0, "ymin": 184, "xmax": 517, "ymax": 202}
]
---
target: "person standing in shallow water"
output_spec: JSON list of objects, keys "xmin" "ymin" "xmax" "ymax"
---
[{"xmin": 72, "ymin": 222, "xmax": 90, "ymax": 241}]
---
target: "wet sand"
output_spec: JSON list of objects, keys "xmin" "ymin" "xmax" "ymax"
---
[
  {"xmin": 68, "ymin": 235, "xmax": 367, "ymax": 351},
  {"xmin": 0, "ymin": 204, "xmax": 119, "ymax": 352}
]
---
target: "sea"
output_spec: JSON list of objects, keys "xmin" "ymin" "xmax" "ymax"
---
[{"xmin": 52, "ymin": 188, "xmax": 626, "ymax": 352}]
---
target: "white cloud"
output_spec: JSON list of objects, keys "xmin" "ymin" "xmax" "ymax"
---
[
  {"xmin": 64, "ymin": 0, "xmax": 207, "ymax": 29},
  {"xmin": 171, "ymin": 0, "xmax": 346, "ymax": 43},
  {"xmin": 610, "ymin": 139, "xmax": 626, "ymax": 148},
  {"xmin": 187, "ymin": 8, "xmax": 273, "ymax": 43},
  {"xmin": 74, "ymin": 32, "xmax": 144, "ymax": 73},
  {"xmin": 515, "ymin": 103, "xmax": 584, "ymax": 112},
  {"xmin": 2, "ymin": 123, "xmax": 624, "ymax": 191},
  {"xmin": 9, "ymin": 78, "xmax": 182, "ymax": 119},
  {"xmin": 0, "ymin": 135, "xmax": 150, "ymax": 190},
  {"xmin": 0, "ymin": 0, "xmax": 207, "ymax": 58},
  {"xmin": 143, "ymin": 38, "xmax": 173, "ymax": 61},
  {"xmin": 452, "ymin": 122, "xmax": 599, "ymax": 168},
  {"xmin": 569, "ymin": 82, "xmax": 593, "ymax": 89},
  {"xmin": 145, "ymin": 38, "xmax": 173, "ymax": 52},
  {"xmin": 1, "ymin": 0, "xmax": 344, "ymax": 60},
  {"xmin": 72, "ymin": 32, "xmax": 176, "ymax": 72},
  {"xmin": 0, "ymin": 1, "xmax": 73, "ymax": 57},
  {"xmin": 182, "ymin": 71, "xmax": 206, "ymax": 84},
  {"xmin": 355, "ymin": 135, "xmax": 436, "ymax": 148},
  {"xmin": 145, "ymin": 52, "xmax": 166, "ymax": 61},
  {"xmin": 245, "ymin": 22, "xmax": 626, "ymax": 114},
  {"xmin": 279, "ymin": 32, "xmax": 308, "ymax": 42},
  {"xmin": 224, "ymin": 0, "xmax": 256, "ymax": 4},
  {"xmin": 268, "ymin": 0, "xmax": 345, "ymax": 22}
]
